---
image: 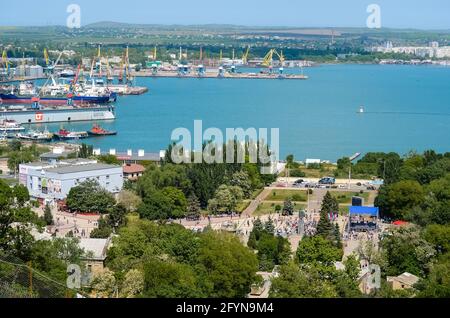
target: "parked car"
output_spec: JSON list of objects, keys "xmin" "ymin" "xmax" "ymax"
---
[{"xmin": 319, "ymin": 177, "xmax": 336, "ymax": 185}]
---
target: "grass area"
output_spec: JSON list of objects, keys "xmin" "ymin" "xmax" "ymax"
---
[
  {"xmin": 254, "ymin": 202, "xmax": 307, "ymax": 216},
  {"xmin": 250, "ymin": 188, "xmax": 264, "ymax": 200},
  {"xmin": 298, "ymin": 164, "xmax": 337, "ymax": 178},
  {"xmin": 267, "ymin": 189, "xmax": 308, "ymax": 202},
  {"xmin": 331, "ymin": 191, "xmax": 370, "ymax": 204},
  {"xmin": 237, "ymin": 201, "xmax": 251, "ymax": 213}
]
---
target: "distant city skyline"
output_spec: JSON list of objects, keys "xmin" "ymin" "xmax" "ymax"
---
[{"xmin": 1, "ymin": 0, "xmax": 450, "ymax": 30}]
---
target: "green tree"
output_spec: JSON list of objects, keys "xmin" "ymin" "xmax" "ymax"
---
[
  {"xmin": 186, "ymin": 194, "xmax": 201, "ymax": 221},
  {"xmin": 380, "ymin": 226, "xmax": 435, "ymax": 277},
  {"xmin": 376, "ymin": 180, "xmax": 425, "ymax": 220},
  {"xmin": 138, "ymin": 187, "xmax": 187, "ymax": 220},
  {"xmin": 296, "ymin": 236, "xmax": 342, "ymax": 267},
  {"xmin": 282, "ymin": 198, "xmax": 294, "ymax": 216},
  {"xmin": 66, "ymin": 180, "xmax": 116, "ymax": 214},
  {"xmin": 270, "ymin": 262, "xmax": 338, "ymax": 298},
  {"xmin": 416, "ymin": 253, "xmax": 450, "ymax": 298},
  {"xmin": 143, "ymin": 258, "xmax": 203, "ymax": 298},
  {"xmin": 229, "ymin": 170, "xmax": 252, "ymax": 198},
  {"xmin": 43, "ymin": 204, "xmax": 53, "ymax": 225},
  {"xmin": 12, "ymin": 185, "xmax": 30, "ymax": 207},
  {"xmin": 208, "ymin": 185, "xmax": 243, "ymax": 214},
  {"xmin": 97, "ymin": 154, "xmax": 121, "ymax": 165},
  {"xmin": 197, "ymin": 231, "xmax": 258, "ymax": 298}
]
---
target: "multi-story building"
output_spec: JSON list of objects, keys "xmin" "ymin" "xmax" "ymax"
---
[{"xmin": 19, "ymin": 159, "xmax": 123, "ymax": 201}]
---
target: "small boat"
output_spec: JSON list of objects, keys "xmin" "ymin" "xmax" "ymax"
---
[
  {"xmin": 0, "ymin": 119, "xmax": 25, "ymax": 132},
  {"xmin": 54, "ymin": 128, "xmax": 89, "ymax": 140},
  {"xmin": 59, "ymin": 69, "xmax": 76, "ymax": 78},
  {"xmin": 358, "ymin": 106, "xmax": 365, "ymax": 113},
  {"xmin": 17, "ymin": 129, "xmax": 54, "ymax": 142},
  {"xmin": 88, "ymin": 124, "xmax": 117, "ymax": 136}
]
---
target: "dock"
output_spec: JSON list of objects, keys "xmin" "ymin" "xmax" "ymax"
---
[{"xmin": 133, "ymin": 70, "xmax": 308, "ymax": 80}]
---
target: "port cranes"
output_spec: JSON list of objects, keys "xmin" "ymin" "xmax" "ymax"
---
[
  {"xmin": 1, "ymin": 50, "xmax": 12, "ymax": 80},
  {"xmin": 262, "ymin": 48, "xmax": 285, "ymax": 68}
]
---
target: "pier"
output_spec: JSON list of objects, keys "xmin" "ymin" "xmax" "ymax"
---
[{"xmin": 133, "ymin": 70, "xmax": 308, "ymax": 80}]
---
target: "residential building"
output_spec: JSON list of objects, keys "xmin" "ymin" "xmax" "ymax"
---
[
  {"xmin": 122, "ymin": 163, "xmax": 145, "ymax": 181},
  {"xmin": 387, "ymin": 272, "xmax": 420, "ymax": 291},
  {"xmin": 79, "ymin": 238, "xmax": 112, "ymax": 276}
]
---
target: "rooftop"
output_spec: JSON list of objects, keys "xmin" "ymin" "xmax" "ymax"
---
[
  {"xmin": 45, "ymin": 163, "xmax": 121, "ymax": 174},
  {"xmin": 79, "ymin": 238, "xmax": 111, "ymax": 261},
  {"xmin": 387, "ymin": 272, "xmax": 420, "ymax": 287},
  {"xmin": 123, "ymin": 163, "xmax": 145, "ymax": 174}
]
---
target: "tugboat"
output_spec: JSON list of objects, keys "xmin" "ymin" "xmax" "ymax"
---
[
  {"xmin": 88, "ymin": 124, "xmax": 117, "ymax": 136},
  {"xmin": 54, "ymin": 128, "xmax": 89, "ymax": 140}
]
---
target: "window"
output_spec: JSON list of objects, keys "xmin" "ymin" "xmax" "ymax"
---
[{"xmin": 106, "ymin": 175, "xmax": 110, "ymax": 179}]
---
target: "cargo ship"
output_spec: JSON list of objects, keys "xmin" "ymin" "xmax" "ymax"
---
[
  {"xmin": 0, "ymin": 82, "xmax": 117, "ymax": 105},
  {"xmin": 0, "ymin": 104, "xmax": 115, "ymax": 124}
]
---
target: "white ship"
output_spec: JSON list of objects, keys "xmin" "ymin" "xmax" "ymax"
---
[
  {"xmin": 0, "ymin": 119, "xmax": 25, "ymax": 132},
  {"xmin": 0, "ymin": 104, "xmax": 115, "ymax": 124}
]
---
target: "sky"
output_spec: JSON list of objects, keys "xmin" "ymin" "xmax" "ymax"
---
[{"xmin": 1, "ymin": 0, "xmax": 450, "ymax": 29}]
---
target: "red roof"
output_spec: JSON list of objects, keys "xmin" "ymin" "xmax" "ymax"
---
[{"xmin": 122, "ymin": 163, "xmax": 145, "ymax": 174}]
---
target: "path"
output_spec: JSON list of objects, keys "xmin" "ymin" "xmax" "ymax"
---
[{"xmin": 242, "ymin": 188, "xmax": 271, "ymax": 217}]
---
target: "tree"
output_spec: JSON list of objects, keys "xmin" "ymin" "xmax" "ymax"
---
[
  {"xmin": 316, "ymin": 209, "xmax": 333, "ymax": 240},
  {"xmin": 66, "ymin": 180, "xmax": 116, "ymax": 214},
  {"xmin": 376, "ymin": 180, "xmax": 425, "ymax": 220},
  {"xmin": 138, "ymin": 187, "xmax": 187, "ymax": 220},
  {"xmin": 117, "ymin": 190, "xmax": 142, "ymax": 212},
  {"xmin": 423, "ymin": 224, "xmax": 450, "ymax": 255},
  {"xmin": 333, "ymin": 223, "xmax": 342, "ymax": 248},
  {"xmin": 143, "ymin": 257, "xmax": 203, "ymax": 298},
  {"xmin": 208, "ymin": 185, "xmax": 243, "ymax": 214},
  {"xmin": 332, "ymin": 254, "xmax": 362, "ymax": 298},
  {"xmin": 108, "ymin": 203, "xmax": 128, "ymax": 230},
  {"xmin": 186, "ymin": 194, "xmax": 201, "ymax": 221},
  {"xmin": 296, "ymin": 236, "xmax": 342, "ymax": 267},
  {"xmin": 270, "ymin": 262, "xmax": 338, "ymax": 298},
  {"xmin": 78, "ymin": 143, "xmax": 93, "ymax": 158},
  {"xmin": 13, "ymin": 185, "xmax": 29, "ymax": 207},
  {"xmin": 416, "ymin": 253, "xmax": 450, "ymax": 298},
  {"xmin": 229, "ymin": 170, "xmax": 252, "ymax": 198},
  {"xmin": 320, "ymin": 191, "xmax": 339, "ymax": 215},
  {"xmin": 282, "ymin": 198, "xmax": 294, "ymax": 216},
  {"xmin": 91, "ymin": 269, "xmax": 117, "ymax": 298},
  {"xmin": 380, "ymin": 226, "xmax": 435, "ymax": 277},
  {"xmin": 337, "ymin": 157, "xmax": 351, "ymax": 171},
  {"xmin": 43, "ymin": 204, "xmax": 53, "ymax": 225},
  {"xmin": 264, "ymin": 218, "xmax": 275, "ymax": 235},
  {"xmin": 97, "ymin": 154, "xmax": 121, "ymax": 165},
  {"xmin": 121, "ymin": 269, "xmax": 145, "ymax": 298},
  {"xmin": 197, "ymin": 231, "xmax": 258, "ymax": 298},
  {"xmin": 137, "ymin": 163, "xmax": 191, "ymax": 199}
]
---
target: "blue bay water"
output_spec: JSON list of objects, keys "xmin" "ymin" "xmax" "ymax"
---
[{"xmin": 35, "ymin": 64, "xmax": 450, "ymax": 161}]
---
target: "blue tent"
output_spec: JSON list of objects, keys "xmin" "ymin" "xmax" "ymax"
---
[{"xmin": 349, "ymin": 206, "xmax": 379, "ymax": 217}]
